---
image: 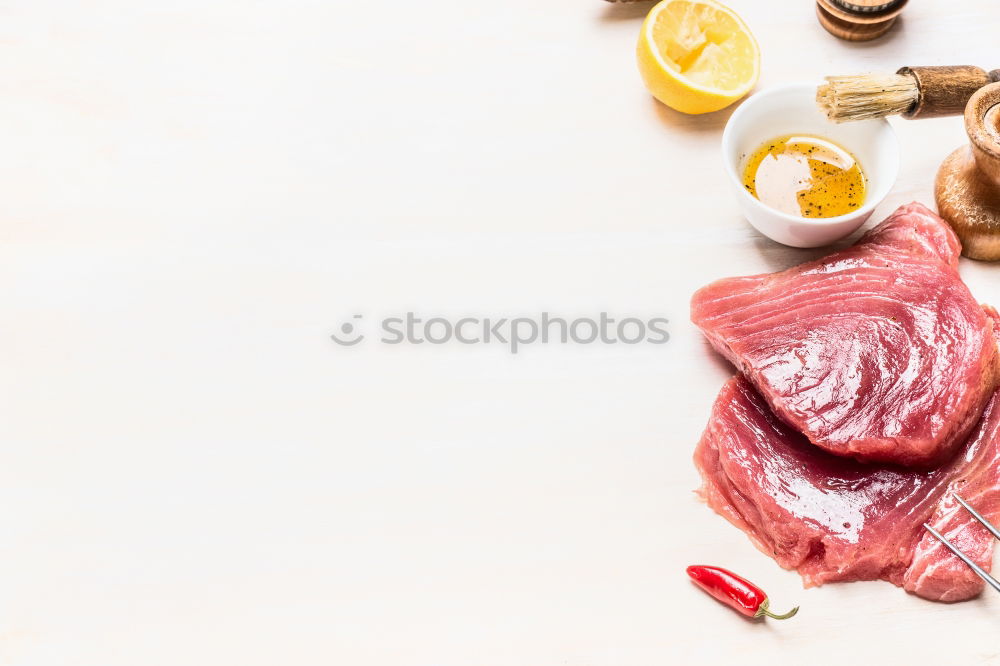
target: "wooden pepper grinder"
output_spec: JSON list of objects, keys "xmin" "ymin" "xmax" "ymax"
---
[
  {"xmin": 816, "ymin": 0, "xmax": 907, "ymax": 41},
  {"xmin": 935, "ymin": 83, "xmax": 1000, "ymax": 261}
]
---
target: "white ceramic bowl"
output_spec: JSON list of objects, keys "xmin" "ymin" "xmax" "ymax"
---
[{"xmin": 721, "ymin": 83, "xmax": 900, "ymax": 248}]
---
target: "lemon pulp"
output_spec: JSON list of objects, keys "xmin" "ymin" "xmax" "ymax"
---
[
  {"xmin": 651, "ymin": 1, "xmax": 757, "ymax": 90},
  {"xmin": 637, "ymin": 0, "xmax": 760, "ymax": 114}
]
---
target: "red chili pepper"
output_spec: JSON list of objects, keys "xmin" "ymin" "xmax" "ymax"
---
[{"xmin": 686, "ymin": 565, "xmax": 798, "ymax": 620}]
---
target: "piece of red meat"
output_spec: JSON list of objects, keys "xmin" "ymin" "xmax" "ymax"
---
[
  {"xmin": 694, "ymin": 374, "xmax": 1000, "ymax": 602},
  {"xmin": 691, "ymin": 202, "xmax": 999, "ymax": 467}
]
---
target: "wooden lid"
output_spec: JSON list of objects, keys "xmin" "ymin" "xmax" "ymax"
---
[{"xmin": 816, "ymin": 0, "xmax": 907, "ymax": 41}]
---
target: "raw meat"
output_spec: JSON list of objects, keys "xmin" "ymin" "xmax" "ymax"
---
[
  {"xmin": 694, "ymin": 375, "xmax": 1000, "ymax": 602},
  {"xmin": 691, "ymin": 202, "xmax": 999, "ymax": 467}
]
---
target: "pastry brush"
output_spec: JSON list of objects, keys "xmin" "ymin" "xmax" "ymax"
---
[{"xmin": 817, "ymin": 65, "xmax": 1000, "ymax": 123}]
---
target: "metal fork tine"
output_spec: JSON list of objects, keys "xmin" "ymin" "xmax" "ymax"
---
[
  {"xmin": 954, "ymin": 494, "xmax": 1000, "ymax": 542},
  {"xmin": 923, "ymin": 522, "xmax": 1000, "ymax": 594}
]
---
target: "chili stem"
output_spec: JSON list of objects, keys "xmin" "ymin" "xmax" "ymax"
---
[{"xmin": 754, "ymin": 600, "xmax": 799, "ymax": 620}]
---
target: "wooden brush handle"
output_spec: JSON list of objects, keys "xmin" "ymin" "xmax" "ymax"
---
[{"xmin": 898, "ymin": 66, "xmax": 1000, "ymax": 119}]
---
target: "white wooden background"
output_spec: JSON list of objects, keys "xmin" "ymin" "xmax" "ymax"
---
[{"xmin": 1, "ymin": 1, "xmax": 998, "ymax": 664}]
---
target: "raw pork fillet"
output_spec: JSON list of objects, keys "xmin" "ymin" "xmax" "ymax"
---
[
  {"xmin": 691, "ymin": 202, "xmax": 999, "ymax": 467},
  {"xmin": 694, "ymin": 375, "xmax": 1000, "ymax": 602}
]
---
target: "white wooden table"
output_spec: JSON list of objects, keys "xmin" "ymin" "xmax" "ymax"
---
[{"xmin": 1, "ymin": 1, "xmax": 998, "ymax": 664}]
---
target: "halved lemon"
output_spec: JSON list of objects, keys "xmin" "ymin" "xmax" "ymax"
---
[{"xmin": 636, "ymin": 0, "xmax": 760, "ymax": 114}]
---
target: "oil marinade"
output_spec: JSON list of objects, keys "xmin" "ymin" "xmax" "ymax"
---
[{"xmin": 742, "ymin": 135, "xmax": 866, "ymax": 218}]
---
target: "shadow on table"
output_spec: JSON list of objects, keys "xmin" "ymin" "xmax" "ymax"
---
[
  {"xmin": 649, "ymin": 95, "xmax": 743, "ymax": 135},
  {"xmin": 748, "ymin": 225, "xmax": 867, "ymax": 274},
  {"xmin": 597, "ymin": 1, "xmax": 651, "ymax": 22}
]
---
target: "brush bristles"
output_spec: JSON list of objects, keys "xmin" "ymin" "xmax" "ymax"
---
[{"xmin": 816, "ymin": 73, "xmax": 920, "ymax": 123}]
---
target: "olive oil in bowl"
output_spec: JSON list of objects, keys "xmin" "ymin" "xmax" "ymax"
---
[{"xmin": 742, "ymin": 135, "xmax": 866, "ymax": 218}]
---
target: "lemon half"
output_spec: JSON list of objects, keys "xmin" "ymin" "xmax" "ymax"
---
[{"xmin": 637, "ymin": 0, "xmax": 760, "ymax": 114}]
